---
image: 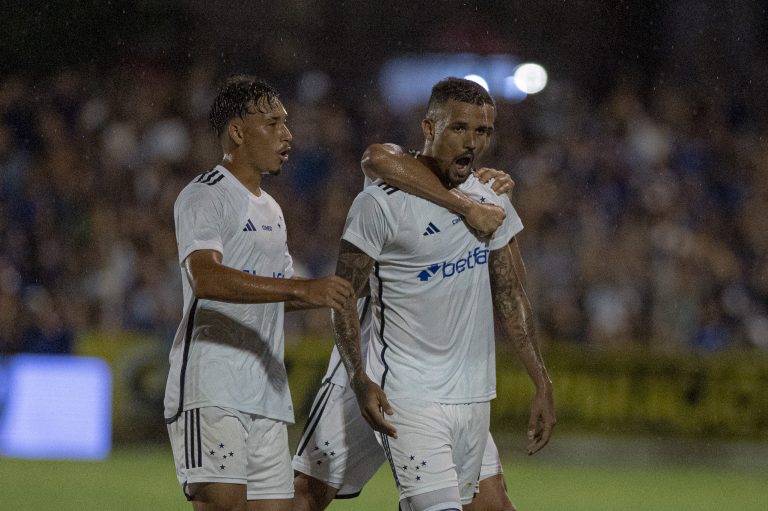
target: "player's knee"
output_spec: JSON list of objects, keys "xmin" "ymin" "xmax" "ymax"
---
[{"xmin": 293, "ymin": 473, "xmax": 337, "ymax": 511}]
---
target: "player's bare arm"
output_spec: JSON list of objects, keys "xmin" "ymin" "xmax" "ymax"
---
[
  {"xmin": 185, "ymin": 249, "xmax": 353, "ymax": 311},
  {"xmin": 489, "ymin": 238, "xmax": 556, "ymax": 455},
  {"xmin": 361, "ymin": 143, "xmax": 505, "ymax": 237},
  {"xmin": 331, "ymin": 239, "xmax": 398, "ymax": 438}
]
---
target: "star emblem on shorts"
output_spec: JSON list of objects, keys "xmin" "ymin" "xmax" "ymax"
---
[
  {"xmin": 402, "ymin": 465, "xmax": 408, "ymax": 470},
  {"xmin": 421, "ymin": 460, "xmax": 427, "ymax": 466},
  {"xmin": 219, "ymin": 464, "xmax": 226, "ymax": 470},
  {"xmin": 209, "ymin": 450, "xmax": 215, "ymax": 455},
  {"xmin": 324, "ymin": 441, "xmax": 330, "ymax": 446},
  {"xmin": 480, "ymin": 197, "xmax": 487, "ymax": 203},
  {"xmin": 409, "ymin": 455, "xmax": 415, "ymax": 461},
  {"xmin": 219, "ymin": 443, "xmax": 225, "ymax": 449},
  {"xmin": 416, "ymin": 476, "xmax": 421, "ymax": 481}
]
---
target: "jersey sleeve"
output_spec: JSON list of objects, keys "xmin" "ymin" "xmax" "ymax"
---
[
  {"xmin": 341, "ymin": 190, "xmax": 395, "ymax": 259},
  {"xmin": 488, "ymin": 195, "xmax": 524, "ymax": 251},
  {"xmin": 174, "ymin": 186, "xmax": 225, "ymax": 263}
]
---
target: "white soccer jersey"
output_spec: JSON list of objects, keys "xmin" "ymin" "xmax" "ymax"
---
[
  {"xmin": 164, "ymin": 165, "xmax": 296, "ymax": 425},
  {"xmin": 341, "ymin": 175, "xmax": 522, "ymax": 403}
]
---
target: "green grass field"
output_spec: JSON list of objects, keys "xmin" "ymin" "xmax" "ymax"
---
[{"xmin": 1, "ymin": 439, "xmax": 766, "ymax": 511}]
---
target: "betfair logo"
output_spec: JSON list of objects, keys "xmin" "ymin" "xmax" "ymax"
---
[{"xmin": 416, "ymin": 247, "xmax": 489, "ymax": 282}]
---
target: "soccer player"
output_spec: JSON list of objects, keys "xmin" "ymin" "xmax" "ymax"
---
[
  {"xmin": 332, "ymin": 78, "xmax": 556, "ymax": 511},
  {"xmin": 163, "ymin": 75, "xmax": 353, "ymax": 511},
  {"xmin": 292, "ymin": 174, "xmax": 518, "ymax": 511}
]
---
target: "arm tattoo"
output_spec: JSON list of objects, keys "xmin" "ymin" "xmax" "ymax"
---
[
  {"xmin": 489, "ymin": 240, "xmax": 548, "ymax": 384},
  {"xmin": 332, "ymin": 240, "xmax": 375, "ymax": 384}
]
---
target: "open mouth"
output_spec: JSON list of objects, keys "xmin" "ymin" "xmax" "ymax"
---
[
  {"xmin": 279, "ymin": 147, "xmax": 291, "ymax": 161},
  {"xmin": 454, "ymin": 155, "xmax": 473, "ymax": 174}
]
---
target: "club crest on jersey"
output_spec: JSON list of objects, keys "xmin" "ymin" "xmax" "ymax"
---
[{"xmin": 416, "ymin": 246, "xmax": 489, "ymax": 282}]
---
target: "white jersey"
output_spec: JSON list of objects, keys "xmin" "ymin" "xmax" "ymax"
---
[
  {"xmin": 164, "ymin": 165, "xmax": 296, "ymax": 424},
  {"xmin": 341, "ymin": 175, "xmax": 522, "ymax": 403}
]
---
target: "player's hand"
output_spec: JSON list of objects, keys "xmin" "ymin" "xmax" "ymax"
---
[
  {"xmin": 296, "ymin": 276, "xmax": 354, "ymax": 312},
  {"xmin": 527, "ymin": 383, "xmax": 556, "ymax": 455},
  {"xmin": 464, "ymin": 201, "xmax": 506, "ymax": 238},
  {"xmin": 475, "ymin": 167, "xmax": 515, "ymax": 200},
  {"xmin": 351, "ymin": 374, "xmax": 398, "ymax": 438}
]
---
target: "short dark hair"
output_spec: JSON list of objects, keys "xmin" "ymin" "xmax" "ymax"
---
[
  {"xmin": 426, "ymin": 77, "xmax": 495, "ymax": 118},
  {"xmin": 208, "ymin": 75, "xmax": 281, "ymax": 138}
]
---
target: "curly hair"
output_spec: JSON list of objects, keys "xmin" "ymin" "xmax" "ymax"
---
[{"xmin": 208, "ymin": 75, "xmax": 281, "ymax": 138}]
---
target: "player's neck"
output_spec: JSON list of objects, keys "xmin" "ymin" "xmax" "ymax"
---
[
  {"xmin": 220, "ymin": 159, "xmax": 263, "ymax": 196},
  {"xmin": 419, "ymin": 146, "xmax": 453, "ymax": 189}
]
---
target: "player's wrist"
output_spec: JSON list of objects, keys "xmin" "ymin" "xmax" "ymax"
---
[{"xmin": 451, "ymin": 189, "xmax": 475, "ymax": 217}]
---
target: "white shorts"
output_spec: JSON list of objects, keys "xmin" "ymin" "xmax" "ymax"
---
[
  {"xmin": 292, "ymin": 382, "xmax": 386, "ymax": 498},
  {"xmin": 167, "ymin": 407, "xmax": 294, "ymax": 501},
  {"xmin": 293, "ymin": 383, "xmax": 503, "ymax": 500},
  {"xmin": 378, "ymin": 398, "xmax": 491, "ymax": 505}
]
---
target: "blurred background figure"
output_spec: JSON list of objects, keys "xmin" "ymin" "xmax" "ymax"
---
[{"xmin": 1, "ymin": 0, "xmax": 766, "ymax": 355}]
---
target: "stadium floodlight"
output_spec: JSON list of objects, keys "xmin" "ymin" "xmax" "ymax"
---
[
  {"xmin": 503, "ymin": 75, "xmax": 527, "ymax": 102},
  {"xmin": 513, "ymin": 63, "xmax": 548, "ymax": 94},
  {"xmin": 379, "ymin": 53, "xmax": 521, "ymax": 112},
  {"xmin": 463, "ymin": 74, "xmax": 490, "ymax": 91}
]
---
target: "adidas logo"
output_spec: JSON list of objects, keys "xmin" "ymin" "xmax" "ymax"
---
[
  {"xmin": 422, "ymin": 222, "xmax": 441, "ymax": 236},
  {"xmin": 243, "ymin": 219, "xmax": 257, "ymax": 232}
]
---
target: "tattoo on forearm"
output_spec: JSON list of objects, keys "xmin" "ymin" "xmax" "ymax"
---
[
  {"xmin": 333, "ymin": 240, "xmax": 375, "ymax": 383},
  {"xmin": 489, "ymin": 244, "xmax": 543, "ymax": 365}
]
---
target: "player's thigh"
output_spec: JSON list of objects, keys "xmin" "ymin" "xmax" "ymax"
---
[
  {"xmin": 189, "ymin": 482, "xmax": 246, "ymax": 511},
  {"xmin": 293, "ymin": 473, "xmax": 338, "ymax": 511},
  {"xmin": 399, "ymin": 486, "xmax": 462, "ymax": 511},
  {"xmin": 449, "ymin": 401, "xmax": 491, "ymax": 504},
  {"xmin": 467, "ymin": 474, "xmax": 516, "ymax": 511},
  {"xmin": 293, "ymin": 383, "xmax": 385, "ymax": 498},
  {"xmin": 167, "ymin": 407, "xmax": 251, "ymax": 500},
  {"xmin": 479, "ymin": 432, "xmax": 504, "ymax": 481},
  {"xmin": 244, "ymin": 415, "xmax": 294, "ymax": 501},
  {"xmin": 246, "ymin": 498, "xmax": 292, "ymax": 511},
  {"xmin": 377, "ymin": 399, "xmax": 460, "ymax": 501}
]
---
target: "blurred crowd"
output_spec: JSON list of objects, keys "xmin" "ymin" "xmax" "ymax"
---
[{"xmin": 0, "ymin": 62, "xmax": 766, "ymax": 355}]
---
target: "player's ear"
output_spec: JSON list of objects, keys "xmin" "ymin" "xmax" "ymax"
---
[
  {"xmin": 227, "ymin": 120, "xmax": 245, "ymax": 146},
  {"xmin": 421, "ymin": 118, "xmax": 434, "ymax": 141}
]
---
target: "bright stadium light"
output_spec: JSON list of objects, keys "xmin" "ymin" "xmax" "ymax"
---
[
  {"xmin": 463, "ymin": 74, "xmax": 489, "ymax": 91},
  {"xmin": 503, "ymin": 76, "xmax": 527, "ymax": 102},
  {"xmin": 513, "ymin": 63, "xmax": 548, "ymax": 94}
]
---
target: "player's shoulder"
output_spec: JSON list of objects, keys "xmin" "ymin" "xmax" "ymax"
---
[
  {"xmin": 351, "ymin": 179, "xmax": 406, "ymax": 220},
  {"xmin": 176, "ymin": 167, "xmax": 231, "ymax": 207},
  {"xmin": 359, "ymin": 179, "xmax": 405, "ymax": 203}
]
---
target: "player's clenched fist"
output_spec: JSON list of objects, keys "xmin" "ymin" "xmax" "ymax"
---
[{"xmin": 465, "ymin": 202, "xmax": 506, "ymax": 238}]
